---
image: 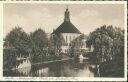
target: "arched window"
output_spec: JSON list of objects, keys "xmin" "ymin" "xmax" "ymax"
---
[
  {"xmin": 66, "ymin": 35, "xmax": 67, "ymax": 43},
  {"xmin": 70, "ymin": 36, "xmax": 71, "ymax": 42},
  {"xmin": 73, "ymin": 36, "xmax": 75, "ymax": 40}
]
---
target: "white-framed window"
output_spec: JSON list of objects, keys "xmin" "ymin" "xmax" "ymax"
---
[
  {"xmin": 66, "ymin": 35, "xmax": 67, "ymax": 43},
  {"xmin": 70, "ymin": 36, "xmax": 71, "ymax": 42}
]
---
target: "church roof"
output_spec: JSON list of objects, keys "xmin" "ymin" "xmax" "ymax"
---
[
  {"xmin": 52, "ymin": 7, "xmax": 81, "ymax": 34},
  {"xmin": 52, "ymin": 21, "xmax": 81, "ymax": 34}
]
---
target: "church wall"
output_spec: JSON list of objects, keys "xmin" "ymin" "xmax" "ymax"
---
[
  {"xmin": 61, "ymin": 33, "xmax": 81, "ymax": 53},
  {"xmin": 61, "ymin": 33, "xmax": 81, "ymax": 46}
]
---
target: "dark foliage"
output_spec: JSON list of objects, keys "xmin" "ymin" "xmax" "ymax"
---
[
  {"xmin": 86, "ymin": 25, "xmax": 124, "ymax": 77},
  {"xmin": 29, "ymin": 28, "xmax": 48, "ymax": 63},
  {"xmin": 68, "ymin": 34, "xmax": 87, "ymax": 57}
]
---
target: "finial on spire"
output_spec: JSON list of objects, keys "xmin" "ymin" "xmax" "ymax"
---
[
  {"xmin": 66, "ymin": 5, "xmax": 68, "ymax": 10},
  {"xmin": 64, "ymin": 5, "xmax": 70, "ymax": 22}
]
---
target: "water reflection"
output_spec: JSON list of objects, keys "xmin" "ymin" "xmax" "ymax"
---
[
  {"xmin": 4, "ymin": 59, "xmax": 99, "ymax": 77},
  {"xmin": 17, "ymin": 66, "xmax": 31, "ymax": 76}
]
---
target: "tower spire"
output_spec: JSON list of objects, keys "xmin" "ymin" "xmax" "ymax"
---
[
  {"xmin": 64, "ymin": 5, "xmax": 70, "ymax": 22},
  {"xmin": 66, "ymin": 5, "xmax": 68, "ymax": 10}
]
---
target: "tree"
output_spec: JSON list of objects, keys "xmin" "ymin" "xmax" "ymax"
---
[
  {"xmin": 4, "ymin": 26, "xmax": 30, "ymax": 69},
  {"xmin": 29, "ymin": 28, "xmax": 48, "ymax": 63},
  {"xmin": 4, "ymin": 26, "xmax": 30, "ymax": 57},
  {"xmin": 86, "ymin": 25, "xmax": 124, "ymax": 63},
  {"xmin": 68, "ymin": 34, "xmax": 86, "ymax": 57},
  {"xmin": 86, "ymin": 25, "xmax": 124, "ymax": 77},
  {"xmin": 48, "ymin": 33, "xmax": 65, "ymax": 56}
]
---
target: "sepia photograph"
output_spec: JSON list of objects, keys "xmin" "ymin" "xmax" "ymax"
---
[{"xmin": 1, "ymin": 1, "xmax": 127, "ymax": 81}]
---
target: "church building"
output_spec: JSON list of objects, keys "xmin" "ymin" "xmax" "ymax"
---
[{"xmin": 52, "ymin": 7, "xmax": 85, "ymax": 53}]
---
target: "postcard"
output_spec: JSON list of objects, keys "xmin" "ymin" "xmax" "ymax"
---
[{"xmin": 0, "ymin": 0, "xmax": 127, "ymax": 81}]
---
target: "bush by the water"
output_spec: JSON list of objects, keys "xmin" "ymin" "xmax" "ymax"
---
[{"xmin": 86, "ymin": 25, "xmax": 124, "ymax": 77}]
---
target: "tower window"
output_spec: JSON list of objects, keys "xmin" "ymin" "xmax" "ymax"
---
[
  {"xmin": 70, "ymin": 36, "xmax": 71, "ymax": 42},
  {"xmin": 66, "ymin": 36, "xmax": 67, "ymax": 43}
]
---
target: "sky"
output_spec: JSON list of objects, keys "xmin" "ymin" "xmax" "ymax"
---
[{"xmin": 3, "ymin": 3, "xmax": 125, "ymax": 37}]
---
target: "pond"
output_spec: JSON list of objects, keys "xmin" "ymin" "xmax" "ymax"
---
[{"xmin": 3, "ymin": 59, "xmax": 99, "ymax": 77}]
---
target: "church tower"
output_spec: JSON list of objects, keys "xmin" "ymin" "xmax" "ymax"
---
[
  {"xmin": 64, "ymin": 7, "xmax": 70, "ymax": 22},
  {"xmin": 52, "ymin": 7, "xmax": 81, "ymax": 53},
  {"xmin": 52, "ymin": 7, "xmax": 81, "ymax": 34}
]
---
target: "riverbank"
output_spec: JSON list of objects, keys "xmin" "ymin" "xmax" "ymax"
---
[
  {"xmin": 4, "ymin": 57, "xmax": 97, "ymax": 77},
  {"xmin": 4, "ymin": 57, "xmax": 73, "ymax": 71},
  {"xmin": 31, "ymin": 57, "xmax": 73, "ymax": 66},
  {"xmin": 85, "ymin": 52, "xmax": 124, "ymax": 77},
  {"xmin": 99, "ymin": 59, "xmax": 124, "ymax": 77}
]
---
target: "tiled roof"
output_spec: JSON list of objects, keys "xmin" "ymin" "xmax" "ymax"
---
[{"xmin": 52, "ymin": 21, "xmax": 81, "ymax": 34}]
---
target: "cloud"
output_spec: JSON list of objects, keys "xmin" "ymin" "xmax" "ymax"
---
[
  {"xmin": 4, "ymin": 4, "xmax": 124, "ymax": 38},
  {"xmin": 71, "ymin": 8, "xmax": 124, "ymax": 35},
  {"xmin": 71, "ymin": 9, "xmax": 103, "ymax": 34}
]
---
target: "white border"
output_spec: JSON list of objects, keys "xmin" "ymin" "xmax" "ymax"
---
[
  {"xmin": 0, "ymin": 1, "xmax": 127, "ymax": 81},
  {"xmin": 0, "ymin": 1, "xmax": 127, "ymax": 4},
  {"xmin": 0, "ymin": 3, "xmax": 3, "ymax": 79}
]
